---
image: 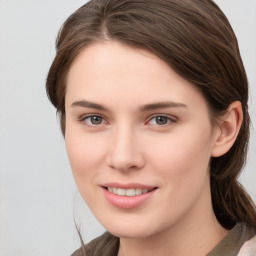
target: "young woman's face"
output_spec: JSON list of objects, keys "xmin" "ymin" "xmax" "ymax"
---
[{"xmin": 65, "ymin": 41, "xmax": 219, "ymax": 239}]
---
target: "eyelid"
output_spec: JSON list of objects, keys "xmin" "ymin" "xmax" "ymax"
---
[
  {"xmin": 146, "ymin": 114, "xmax": 177, "ymax": 126},
  {"xmin": 77, "ymin": 113, "xmax": 177, "ymax": 128},
  {"xmin": 79, "ymin": 113, "xmax": 109, "ymax": 127}
]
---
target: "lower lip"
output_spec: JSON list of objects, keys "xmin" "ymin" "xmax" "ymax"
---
[{"xmin": 102, "ymin": 188, "xmax": 156, "ymax": 209}]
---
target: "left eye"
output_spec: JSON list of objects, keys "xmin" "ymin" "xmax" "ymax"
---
[{"xmin": 148, "ymin": 115, "xmax": 174, "ymax": 126}]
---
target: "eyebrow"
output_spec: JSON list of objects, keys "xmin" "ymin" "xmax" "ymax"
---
[
  {"xmin": 71, "ymin": 100, "xmax": 187, "ymax": 112},
  {"xmin": 139, "ymin": 101, "xmax": 187, "ymax": 112},
  {"xmin": 71, "ymin": 100, "xmax": 107, "ymax": 111}
]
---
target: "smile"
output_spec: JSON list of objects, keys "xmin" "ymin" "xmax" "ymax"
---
[
  {"xmin": 103, "ymin": 185, "xmax": 158, "ymax": 209},
  {"xmin": 107, "ymin": 187, "xmax": 153, "ymax": 196}
]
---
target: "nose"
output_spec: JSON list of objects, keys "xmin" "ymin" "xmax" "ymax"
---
[{"xmin": 107, "ymin": 126, "xmax": 145, "ymax": 172}]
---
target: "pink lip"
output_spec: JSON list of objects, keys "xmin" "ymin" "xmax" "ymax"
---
[
  {"xmin": 101, "ymin": 183, "xmax": 157, "ymax": 209},
  {"xmin": 102, "ymin": 182, "xmax": 156, "ymax": 190}
]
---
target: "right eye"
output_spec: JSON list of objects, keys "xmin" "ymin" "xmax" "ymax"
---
[{"xmin": 80, "ymin": 115, "xmax": 107, "ymax": 127}]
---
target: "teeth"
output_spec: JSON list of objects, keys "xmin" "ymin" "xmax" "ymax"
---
[
  {"xmin": 107, "ymin": 187, "xmax": 150, "ymax": 196},
  {"xmin": 135, "ymin": 188, "xmax": 142, "ymax": 195},
  {"xmin": 117, "ymin": 188, "xmax": 126, "ymax": 196},
  {"xmin": 142, "ymin": 189, "xmax": 148, "ymax": 194},
  {"xmin": 126, "ymin": 188, "xmax": 136, "ymax": 196}
]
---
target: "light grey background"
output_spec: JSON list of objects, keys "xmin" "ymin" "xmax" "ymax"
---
[{"xmin": 0, "ymin": 1, "xmax": 255, "ymax": 256}]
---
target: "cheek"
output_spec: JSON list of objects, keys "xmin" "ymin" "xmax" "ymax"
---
[
  {"xmin": 65, "ymin": 131, "xmax": 107, "ymax": 179},
  {"xmin": 65, "ymin": 132, "xmax": 109, "ymax": 207},
  {"xmin": 145, "ymin": 128, "xmax": 213, "ymax": 222},
  {"xmin": 148, "ymin": 125, "xmax": 213, "ymax": 189}
]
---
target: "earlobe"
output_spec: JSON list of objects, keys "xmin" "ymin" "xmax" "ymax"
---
[{"xmin": 211, "ymin": 101, "xmax": 243, "ymax": 157}]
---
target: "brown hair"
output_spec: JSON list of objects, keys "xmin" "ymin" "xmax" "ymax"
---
[{"xmin": 46, "ymin": 0, "xmax": 256, "ymax": 235}]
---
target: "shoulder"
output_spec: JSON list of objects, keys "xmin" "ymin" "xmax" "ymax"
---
[
  {"xmin": 207, "ymin": 222, "xmax": 255, "ymax": 256},
  {"xmin": 238, "ymin": 235, "xmax": 256, "ymax": 256},
  {"xmin": 71, "ymin": 232, "xmax": 119, "ymax": 256}
]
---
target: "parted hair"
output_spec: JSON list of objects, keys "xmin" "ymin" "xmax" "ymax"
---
[{"xmin": 46, "ymin": 0, "xmax": 256, "ymax": 244}]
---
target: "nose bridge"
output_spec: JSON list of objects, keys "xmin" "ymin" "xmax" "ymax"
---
[{"xmin": 107, "ymin": 122, "xmax": 144, "ymax": 171}]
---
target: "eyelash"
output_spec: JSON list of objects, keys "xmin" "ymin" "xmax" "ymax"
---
[
  {"xmin": 79, "ymin": 114, "xmax": 108, "ymax": 127},
  {"xmin": 146, "ymin": 114, "xmax": 177, "ymax": 126},
  {"xmin": 79, "ymin": 114, "xmax": 177, "ymax": 128}
]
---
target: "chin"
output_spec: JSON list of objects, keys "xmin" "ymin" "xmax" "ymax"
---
[
  {"xmin": 100, "ymin": 218, "xmax": 160, "ymax": 239},
  {"xmin": 109, "ymin": 228, "xmax": 153, "ymax": 239}
]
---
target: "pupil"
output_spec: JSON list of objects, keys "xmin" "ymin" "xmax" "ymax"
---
[
  {"xmin": 156, "ymin": 116, "xmax": 167, "ymax": 125},
  {"xmin": 91, "ymin": 116, "xmax": 102, "ymax": 125}
]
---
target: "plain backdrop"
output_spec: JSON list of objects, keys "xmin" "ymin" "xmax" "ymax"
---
[{"xmin": 0, "ymin": 1, "xmax": 255, "ymax": 255}]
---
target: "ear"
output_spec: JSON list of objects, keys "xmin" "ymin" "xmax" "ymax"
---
[{"xmin": 211, "ymin": 101, "xmax": 243, "ymax": 157}]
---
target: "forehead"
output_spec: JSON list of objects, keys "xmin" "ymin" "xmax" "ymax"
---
[
  {"xmin": 65, "ymin": 41, "xmax": 207, "ymax": 112},
  {"xmin": 66, "ymin": 41, "xmax": 172, "ymax": 88}
]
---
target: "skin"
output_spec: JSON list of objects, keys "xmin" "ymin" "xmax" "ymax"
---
[{"xmin": 64, "ymin": 41, "xmax": 242, "ymax": 256}]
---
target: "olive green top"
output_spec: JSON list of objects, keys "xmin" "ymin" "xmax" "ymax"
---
[
  {"xmin": 207, "ymin": 223, "xmax": 253, "ymax": 256},
  {"xmin": 72, "ymin": 223, "xmax": 253, "ymax": 256}
]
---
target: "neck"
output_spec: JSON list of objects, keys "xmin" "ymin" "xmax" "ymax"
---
[
  {"xmin": 117, "ymin": 185, "xmax": 228, "ymax": 256},
  {"xmin": 118, "ymin": 214, "xmax": 227, "ymax": 256}
]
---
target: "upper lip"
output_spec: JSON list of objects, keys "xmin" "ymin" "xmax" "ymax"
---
[{"xmin": 101, "ymin": 182, "xmax": 157, "ymax": 190}]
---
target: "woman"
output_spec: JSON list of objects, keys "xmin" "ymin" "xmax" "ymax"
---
[{"xmin": 46, "ymin": 0, "xmax": 256, "ymax": 255}]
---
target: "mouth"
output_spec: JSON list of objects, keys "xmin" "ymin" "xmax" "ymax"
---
[
  {"xmin": 103, "ymin": 187, "xmax": 157, "ymax": 197},
  {"xmin": 102, "ymin": 184, "xmax": 158, "ymax": 209}
]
